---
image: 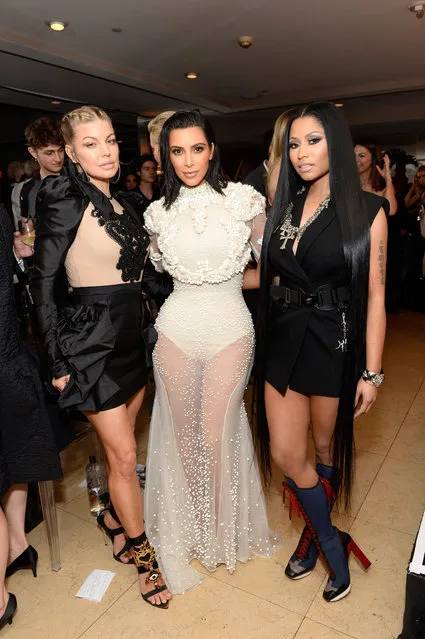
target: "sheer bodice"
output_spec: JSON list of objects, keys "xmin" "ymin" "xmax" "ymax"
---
[
  {"xmin": 144, "ymin": 182, "xmax": 280, "ymax": 594},
  {"xmin": 65, "ymin": 202, "xmax": 143, "ymax": 287}
]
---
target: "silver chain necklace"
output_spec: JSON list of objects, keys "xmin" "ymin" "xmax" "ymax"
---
[{"xmin": 279, "ymin": 196, "xmax": 330, "ymax": 250}]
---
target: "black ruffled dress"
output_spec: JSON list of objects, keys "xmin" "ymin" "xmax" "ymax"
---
[{"xmin": 30, "ymin": 170, "xmax": 150, "ymax": 412}]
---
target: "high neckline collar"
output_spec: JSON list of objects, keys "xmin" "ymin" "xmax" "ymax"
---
[{"xmin": 179, "ymin": 182, "xmax": 212, "ymax": 197}]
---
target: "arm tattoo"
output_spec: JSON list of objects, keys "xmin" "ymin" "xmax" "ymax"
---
[{"xmin": 378, "ymin": 239, "xmax": 385, "ymax": 285}]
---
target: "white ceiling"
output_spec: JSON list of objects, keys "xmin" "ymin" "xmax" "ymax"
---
[{"xmin": 0, "ymin": 0, "xmax": 425, "ymax": 139}]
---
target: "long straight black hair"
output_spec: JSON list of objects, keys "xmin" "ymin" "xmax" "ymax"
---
[
  {"xmin": 159, "ymin": 109, "xmax": 228, "ymax": 209},
  {"xmin": 255, "ymin": 102, "xmax": 371, "ymax": 506}
]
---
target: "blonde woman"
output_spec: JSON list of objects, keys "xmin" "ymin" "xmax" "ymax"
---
[
  {"xmin": 147, "ymin": 111, "xmax": 176, "ymax": 166},
  {"xmin": 30, "ymin": 106, "xmax": 171, "ymax": 609},
  {"xmin": 266, "ymin": 109, "xmax": 295, "ymax": 205}
]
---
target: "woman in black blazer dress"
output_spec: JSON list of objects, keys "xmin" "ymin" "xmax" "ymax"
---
[{"xmin": 253, "ymin": 103, "xmax": 388, "ymax": 603}]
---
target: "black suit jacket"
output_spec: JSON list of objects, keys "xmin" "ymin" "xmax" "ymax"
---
[
  {"xmin": 20, "ymin": 177, "xmax": 42, "ymax": 221},
  {"xmin": 242, "ymin": 162, "xmax": 268, "ymax": 198}
]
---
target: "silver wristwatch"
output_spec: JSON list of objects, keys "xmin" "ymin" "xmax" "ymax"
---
[{"xmin": 362, "ymin": 369, "xmax": 385, "ymax": 387}]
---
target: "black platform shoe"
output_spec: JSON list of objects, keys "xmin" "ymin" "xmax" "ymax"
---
[
  {"xmin": 0, "ymin": 594, "xmax": 17, "ymax": 630},
  {"xmin": 284, "ymin": 464, "xmax": 340, "ymax": 581},
  {"xmin": 322, "ymin": 530, "xmax": 372, "ymax": 602},
  {"xmin": 5, "ymin": 546, "xmax": 38, "ymax": 578},
  {"xmin": 283, "ymin": 477, "xmax": 371, "ymax": 603}
]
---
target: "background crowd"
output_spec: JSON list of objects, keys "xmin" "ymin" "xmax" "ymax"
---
[{"xmin": 3, "ymin": 113, "xmax": 424, "ymax": 318}]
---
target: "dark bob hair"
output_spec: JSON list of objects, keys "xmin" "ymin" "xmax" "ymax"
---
[
  {"xmin": 255, "ymin": 102, "xmax": 371, "ymax": 507},
  {"xmin": 159, "ymin": 109, "xmax": 228, "ymax": 209},
  {"xmin": 124, "ymin": 172, "xmax": 140, "ymax": 188}
]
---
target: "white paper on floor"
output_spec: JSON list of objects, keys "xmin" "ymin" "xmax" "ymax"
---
[{"xmin": 76, "ymin": 570, "xmax": 115, "ymax": 602}]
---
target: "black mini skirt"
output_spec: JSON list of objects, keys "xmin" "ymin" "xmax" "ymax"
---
[{"xmin": 57, "ymin": 282, "xmax": 148, "ymax": 412}]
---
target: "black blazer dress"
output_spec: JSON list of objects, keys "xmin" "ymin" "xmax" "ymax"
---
[{"xmin": 264, "ymin": 191, "xmax": 388, "ymax": 398}]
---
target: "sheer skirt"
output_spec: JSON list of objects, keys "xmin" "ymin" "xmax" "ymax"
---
[{"xmin": 145, "ymin": 279, "xmax": 280, "ymax": 594}]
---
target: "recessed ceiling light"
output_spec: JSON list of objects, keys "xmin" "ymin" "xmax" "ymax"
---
[
  {"xmin": 185, "ymin": 72, "xmax": 198, "ymax": 80},
  {"xmin": 334, "ymin": 103, "xmax": 344, "ymax": 108},
  {"xmin": 238, "ymin": 36, "xmax": 253, "ymax": 49},
  {"xmin": 51, "ymin": 100, "xmax": 61, "ymax": 105},
  {"xmin": 46, "ymin": 20, "xmax": 67, "ymax": 32}
]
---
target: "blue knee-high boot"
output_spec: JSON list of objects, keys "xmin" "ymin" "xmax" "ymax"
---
[
  {"xmin": 285, "ymin": 464, "xmax": 340, "ymax": 580},
  {"xmin": 284, "ymin": 476, "xmax": 352, "ymax": 602}
]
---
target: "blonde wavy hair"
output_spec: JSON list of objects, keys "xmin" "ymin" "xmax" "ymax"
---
[
  {"xmin": 61, "ymin": 105, "xmax": 112, "ymax": 144},
  {"xmin": 267, "ymin": 108, "xmax": 296, "ymax": 196},
  {"xmin": 147, "ymin": 111, "xmax": 176, "ymax": 147}
]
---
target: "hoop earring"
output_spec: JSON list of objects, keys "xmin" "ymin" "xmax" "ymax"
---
[{"xmin": 111, "ymin": 164, "xmax": 121, "ymax": 184}]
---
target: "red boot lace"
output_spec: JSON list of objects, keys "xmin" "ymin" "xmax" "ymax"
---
[{"xmin": 296, "ymin": 528, "xmax": 313, "ymax": 560}]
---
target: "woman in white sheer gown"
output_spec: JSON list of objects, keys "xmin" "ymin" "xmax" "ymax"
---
[{"xmin": 144, "ymin": 110, "xmax": 280, "ymax": 594}]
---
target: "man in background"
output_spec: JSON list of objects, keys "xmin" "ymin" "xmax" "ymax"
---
[
  {"xmin": 242, "ymin": 129, "xmax": 273, "ymax": 198},
  {"xmin": 19, "ymin": 116, "xmax": 64, "ymax": 224}
]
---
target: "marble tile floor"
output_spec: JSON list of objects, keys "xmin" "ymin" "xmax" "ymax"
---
[{"xmin": 3, "ymin": 311, "xmax": 425, "ymax": 639}]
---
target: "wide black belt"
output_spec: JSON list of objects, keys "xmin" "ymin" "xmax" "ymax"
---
[{"xmin": 270, "ymin": 284, "xmax": 349, "ymax": 311}]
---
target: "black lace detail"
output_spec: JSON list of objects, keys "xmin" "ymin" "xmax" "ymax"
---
[{"xmin": 91, "ymin": 207, "xmax": 149, "ymax": 283}]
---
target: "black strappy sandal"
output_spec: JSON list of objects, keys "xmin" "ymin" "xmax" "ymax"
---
[
  {"xmin": 97, "ymin": 505, "xmax": 134, "ymax": 565},
  {"xmin": 129, "ymin": 532, "xmax": 170, "ymax": 609}
]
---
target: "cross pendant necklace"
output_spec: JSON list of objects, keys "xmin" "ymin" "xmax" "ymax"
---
[
  {"xmin": 279, "ymin": 202, "xmax": 296, "ymax": 249},
  {"xmin": 279, "ymin": 196, "xmax": 330, "ymax": 250},
  {"xmin": 280, "ymin": 226, "xmax": 298, "ymax": 250}
]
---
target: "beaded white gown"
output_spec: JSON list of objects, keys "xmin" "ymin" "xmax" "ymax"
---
[{"xmin": 144, "ymin": 182, "xmax": 280, "ymax": 594}]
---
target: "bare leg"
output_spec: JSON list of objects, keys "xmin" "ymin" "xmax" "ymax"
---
[
  {"xmin": 126, "ymin": 387, "xmax": 145, "ymax": 431},
  {"xmin": 265, "ymin": 383, "xmax": 316, "ymax": 486},
  {"xmin": 85, "ymin": 395, "xmax": 170, "ymax": 606},
  {"xmin": 310, "ymin": 396, "xmax": 340, "ymax": 466},
  {"xmin": 267, "ymin": 385, "xmax": 353, "ymax": 596},
  {"xmin": 1, "ymin": 484, "xmax": 28, "ymax": 564},
  {"xmin": 97, "ymin": 388, "xmax": 145, "ymax": 563},
  {"xmin": 0, "ymin": 507, "xmax": 9, "ymax": 617}
]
